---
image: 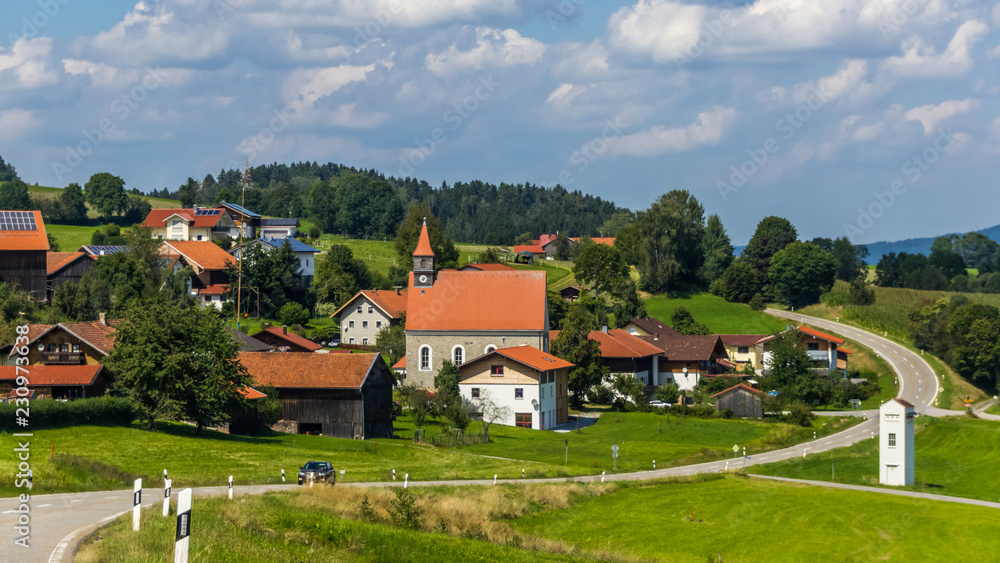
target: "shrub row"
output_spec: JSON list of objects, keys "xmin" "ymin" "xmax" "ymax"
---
[{"xmin": 0, "ymin": 396, "xmax": 135, "ymax": 431}]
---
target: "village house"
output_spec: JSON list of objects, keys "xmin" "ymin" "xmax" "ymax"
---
[
  {"xmin": 46, "ymin": 251, "xmax": 93, "ymax": 301},
  {"xmin": 405, "ymin": 220, "xmax": 549, "ymax": 388},
  {"xmin": 259, "ymin": 218, "xmax": 299, "ymax": 238},
  {"xmin": 638, "ymin": 334, "xmax": 731, "ymax": 390},
  {"xmin": 511, "ymin": 244, "xmax": 545, "ymax": 262},
  {"xmin": 2, "ymin": 316, "xmax": 117, "ymax": 367},
  {"xmin": 251, "ymin": 326, "xmax": 322, "ymax": 353},
  {"xmin": 0, "ymin": 210, "xmax": 49, "ymax": 301},
  {"xmin": 217, "ymin": 202, "xmax": 260, "ymax": 239},
  {"xmin": 0, "ymin": 364, "xmax": 109, "ymax": 401},
  {"xmin": 458, "ymin": 345, "xmax": 572, "ymax": 430},
  {"xmin": 142, "ymin": 207, "xmax": 240, "ymax": 241},
  {"xmin": 237, "ymin": 351, "xmax": 394, "ymax": 439},
  {"xmin": 711, "ymin": 383, "xmax": 763, "ymax": 418},
  {"xmin": 229, "ymin": 237, "xmax": 320, "ymax": 286},
  {"xmin": 756, "ymin": 326, "xmax": 850, "ymax": 376},
  {"xmin": 623, "ymin": 317, "xmax": 682, "ymax": 337},
  {"xmin": 159, "ymin": 240, "xmax": 236, "ymax": 310},
  {"xmin": 332, "ymin": 288, "xmax": 407, "ymax": 347},
  {"xmin": 720, "ymin": 334, "xmax": 767, "ymax": 372},
  {"xmin": 549, "ymin": 327, "xmax": 663, "ymax": 387}
]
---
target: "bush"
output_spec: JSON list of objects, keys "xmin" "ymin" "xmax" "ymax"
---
[
  {"xmin": 655, "ymin": 383, "xmax": 680, "ymax": 403},
  {"xmin": 748, "ymin": 293, "xmax": 766, "ymax": 311},
  {"xmin": 785, "ymin": 401, "xmax": 815, "ymax": 427},
  {"xmin": 278, "ymin": 302, "xmax": 310, "ymax": 327},
  {"xmin": 388, "ymin": 488, "xmax": 423, "ymax": 529},
  {"xmin": 0, "ymin": 396, "xmax": 134, "ymax": 431},
  {"xmin": 587, "ymin": 385, "xmax": 614, "ymax": 405}
]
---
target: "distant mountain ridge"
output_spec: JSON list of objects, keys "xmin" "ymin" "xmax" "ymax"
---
[{"xmin": 862, "ymin": 224, "xmax": 1000, "ymax": 264}]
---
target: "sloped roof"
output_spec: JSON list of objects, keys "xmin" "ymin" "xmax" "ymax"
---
[
  {"xmin": 219, "ymin": 202, "xmax": 261, "ymax": 219},
  {"xmin": 13, "ymin": 321, "xmax": 118, "ymax": 357},
  {"xmin": 755, "ymin": 326, "xmax": 846, "ymax": 346},
  {"xmin": 0, "ymin": 210, "xmax": 48, "ymax": 251},
  {"xmin": 142, "ymin": 208, "xmax": 227, "ymax": 229},
  {"xmin": 893, "ymin": 398, "xmax": 915, "ymax": 408},
  {"xmin": 536, "ymin": 234, "xmax": 557, "ymax": 247},
  {"xmin": 255, "ymin": 237, "xmax": 319, "ymax": 253},
  {"xmin": 47, "ymin": 252, "xmax": 89, "ymax": 275},
  {"xmin": 260, "ymin": 218, "xmax": 299, "ymax": 227},
  {"xmin": 413, "ymin": 221, "xmax": 434, "ymax": 257},
  {"xmin": 252, "ymin": 326, "xmax": 322, "ymax": 352},
  {"xmin": 569, "ymin": 237, "xmax": 615, "ymax": 246},
  {"xmin": 549, "ymin": 328, "xmax": 663, "ymax": 359},
  {"xmin": 513, "ymin": 245, "xmax": 544, "ymax": 254},
  {"xmin": 638, "ymin": 334, "xmax": 726, "ymax": 362},
  {"xmin": 238, "ymin": 385, "xmax": 267, "ymax": 400},
  {"xmin": 719, "ymin": 334, "xmax": 767, "ymax": 347},
  {"xmin": 78, "ymin": 245, "xmax": 128, "ymax": 257},
  {"xmin": 0, "ymin": 364, "xmax": 103, "ymax": 386},
  {"xmin": 238, "ymin": 351, "xmax": 381, "ymax": 389},
  {"xmin": 464, "ymin": 345, "xmax": 574, "ymax": 372},
  {"xmin": 197, "ymin": 284, "xmax": 228, "ymax": 296},
  {"xmin": 628, "ymin": 317, "xmax": 682, "ymax": 337},
  {"xmin": 710, "ymin": 383, "xmax": 762, "ymax": 399},
  {"xmin": 459, "ymin": 263, "xmax": 514, "ymax": 271},
  {"xmin": 160, "ymin": 241, "xmax": 236, "ymax": 272},
  {"xmin": 407, "ymin": 270, "xmax": 547, "ymax": 332},
  {"xmin": 332, "ymin": 289, "xmax": 408, "ymax": 319},
  {"xmin": 226, "ymin": 326, "xmax": 273, "ymax": 352},
  {"xmin": 392, "ymin": 355, "xmax": 406, "ymax": 369}
]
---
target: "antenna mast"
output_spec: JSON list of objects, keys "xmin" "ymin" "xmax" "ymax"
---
[{"xmin": 236, "ymin": 160, "xmax": 250, "ymax": 331}]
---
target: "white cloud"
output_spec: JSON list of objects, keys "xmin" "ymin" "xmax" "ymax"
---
[
  {"xmin": 546, "ymin": 83, "xmax": 577, "ymax": 104},
  {"xmin": 882, "ymin": 19, "xmax": 989, "ymax": 78},
  {"xmin": 767, "ymin": 60, "xmax": 872, "ymax": 107},
  {"xmin": 609, "ymin": 106, "xmax": 737, "ymax": 156},
  {"xmin": 425, "ymin": 27, "xmax": 545, "ymax": 77},
  {"xmin": 244, "ymin": 0, "xmax": 528, "ymax": 29},
  {"xmin": 282, "ymin": 64, "xmax": 377, "ymax": 116},
  {"xmin": 83, "ymin": 2, "xmax": 229, "ymax": 65},
  {"xmin": 850, "ymin": 121, "xmax": 887, "ymax": 142},
  {"xmin": 0, "ymin": 109, "xmax": 37, "ymax": 141},
  {"xmin": 62, "ymin": 59, "xmax": 120, "ymax": 88},
  {"xmin": 608, "ymin": 1, "xmax": 708, "ymax": 62},
  {"xmin": 0, "ymin": 38, "xmax": 59, "ymax": 89},
  {"xmin": 905, "ymin": 98, "xmax": 980, "ymax": 135}
]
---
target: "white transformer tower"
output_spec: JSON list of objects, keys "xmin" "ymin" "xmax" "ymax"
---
[{"xmin": 879, "ymin": 398, "xmax": 915, "ymax": 486}]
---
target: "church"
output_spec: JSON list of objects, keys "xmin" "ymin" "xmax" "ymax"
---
[{"xmin": 404, "ymin": 220, "xmax": 549, "ymax": 388}]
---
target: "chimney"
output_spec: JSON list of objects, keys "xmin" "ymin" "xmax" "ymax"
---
[
  {"xmin": 602, "ymin": 325, "xmax": 608, "ymax": 334},
  {"xmin": 282, "ymin": 325, "xmax": 288, "ymax": 335},
  {"xmin": 99, "ymin": 312, "xmax": 107, "ymax": 326},
  {"xmin": 192, "ymin": 204, "xmax": 199, "ymax": 212}
]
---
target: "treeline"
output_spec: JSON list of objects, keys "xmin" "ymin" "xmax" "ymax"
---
[
  {"xmin": 910, "ymin": 296, "xmax": 999, "ymax": 390},
  {"xmin": 151, "ymin": 162, "xmax": 626, "ymax": 244},
  {"xmin": 875, "ymin": 232, "xmax": 1000, "ymax": 293}
]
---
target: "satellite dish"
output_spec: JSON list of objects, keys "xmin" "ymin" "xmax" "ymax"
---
[
  {"xmin": 682, "ymin": 367, "xmax": 688, "ymax": 374},
  {"xmin": 531, "ymin": 399, "xmax": 538, "ymax": 410}
]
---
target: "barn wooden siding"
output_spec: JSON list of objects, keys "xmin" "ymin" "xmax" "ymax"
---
[
  {"xmin": 716, "ymin": 388, "xmax": 762, "ymax": 418},
  {"xmin": 0, "ymin": 250, "xmax": 47, "ymax": 301}
]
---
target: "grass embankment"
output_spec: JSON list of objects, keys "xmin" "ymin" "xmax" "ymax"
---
[
  {"xmin": 394, "ymin": 411, "xmax": 858, "ymax": 474},
  {"xmin": 80, "ymin": 475, "xmax": 1000, "ymax": 562},
  {"xmin": 46, "ymin": 223, "xmax": 99, "ymax": 252},
  {"xmin": 645, "ymin": 293, "xmax": 787, "ymax": 334},
  {"xmin": 754, "ymin": 416, "xmax": 1000, "ymax": 502},
  {"xmin": 987, "ymin": 403, "xmax": 1000, "ymax": 415},
  {"xmin": 28, "ymin": 185, "xmax": 181, "ymax": 220}
]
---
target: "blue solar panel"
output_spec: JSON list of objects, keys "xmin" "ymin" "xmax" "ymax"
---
[
  {"xmin": 0, "ymin": 211, "xmax": 37, "ymax": 231},
  {"xmin": 195, "ymin": 209, "xmax": 222, "ymax": 216}
]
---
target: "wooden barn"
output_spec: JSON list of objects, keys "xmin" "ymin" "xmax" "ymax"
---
[
  {"xmin": 0, "ymin": 211, "xmax": 49, "ymax": 301},
  {"xmin": 238, "ymin": 352, "xmax": 394, "ymax": 439},
  {"xmin": 47, "ymin": 251, "xmax": 93, "ymax": 301},
  {"xmin": 711, "ymin": 383, "xmax": 763, "ymax": 418},
  {"xmin": 0, "ymin": 365, "xmax": 109, "ymax": 400},
  {"xmin": 251, "ymin": 326, "xmax": 322, "ymax": 353}
]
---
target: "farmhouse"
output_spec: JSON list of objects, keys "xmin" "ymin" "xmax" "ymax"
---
[
  {"xmin": 458, "ymin": 345, "xmax": 573, "ymax": 430},
  {"xmin": 720, "ymin": 334, "xmax": 767, "ymax": 372},
  {"xmin": 46, "ymin": 251, "xmax": 93, "ymax": 301},
  {"xmin": 511, "ymin": 244, "xmax": 545, "ymax": 261},
  {"xmin": 549, "ymin": 327, "xmax": 662, "ymax": 387},
  {"xmin": 638, "ymin": 334, "xmax": 731, "ymax": 390},
  {"xmin": 251, "ymin": 326, "xmax": 322, "ymax": 353},
  {"xmin": 143, "ymin": 207, "xmax": 239, "ymax": 241},
  {"xmin": 2, "ymin": 316, "xmax": 117, "ymax": 367},
  {"xmin": 406, "ymin": 220, "xmax": 549, "ymax": 388},
  {"xmin": 559, "ymin": 285, "xmax": 581, "ymax": 302},
  {"xmin": 711, "ymin": 383, "xmax": 763, "ymax": 418},
  {"xmin": 0, "ymin": 364, "xmax": 109, "ymax": 400},
  {"xmin": 230, "ymin": 237, "xmax": 320, "ymax": 286},
  {"xmin": 757, "ymin": 326, "xmax": 849, "ymax": 376},
  {"xmin": 159, "ymin": 240, "xmax": 236, "ymax": 310},
  {"xmin": 259, "ymin": 218, "xmax": 299, "ymax": 238},
  {"xmin": 0, "ymin": 210, "xmax": 49, "ymax": 301},
  {"xmin": 237, "ymin": 351, "xmax": 394, "ymax": 439},
  {"xmin": 332, "ymin": 288, "xmax": 407, "ymax": 347},
  {"xmin": 217, "ymin": 202, "xmax": 260, "ymax": 239}
]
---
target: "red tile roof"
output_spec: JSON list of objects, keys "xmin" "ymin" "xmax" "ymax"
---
[
  {"xmin": 717, "ymin": 358, "xmax": 737, "ymax": 369},
  {"xmin": 198, "ymin": 284, "xmax": 228, "ymax": 296},
  {"xmin": 160, "ymin": 241, "xmax": 236, "ymax": 272},
  {"xmin": 0, "ymin": 364, "xmax": 103, "ymax": 386},
  {"xmin": 46, "ymin": 252, "xmax": 89, "ymax": 275},
  {"xmin": 0, "ymin": 210, "xmax": 49, "ymax": 251},
  {"xmin": 570, "ymin": 237, "xmax": 615, "ymax": 246},
  {"xmin": 332, "ymin": 289, "xmax": 408, "ymax": 319},
  {"xmin": 459, "ymin": 263, "xmax": 514, "ymax": 271},
  {"xmin": 407, "ymin": 270, "xmax": 547, "ymax": 332},
  {"xmin": 15, "ymin": 321, "xmax": 118, "ymax": 356},
  {"xmin": 839, "ymin": 348, "xmax": 853, "ymax": 355},
  {"xmin": 253, "ymin": 327, "xmax": 322, "ymax": 352},
  {"xmin": 638, "ymin": 334, "xmax": 726, "ymax": 362},
  {"xmin": 537, "ymin": 234, "xmax": 557, "ymax": 247},
  {"xmin": 719, "ymin": 334, "xmax": 767, "ymax": 347},
  {"xmin": 549, "ymin": 329, "xmax": 663, "ymax": 359},
  {"xmin": 798, "ymin": 326, "xmax": 845, "ymax": 345},
  {"xmin": 238, "ymin": 385, "xmax": 267, "ymax": 400},
  {"xmin": 238, "ymin": 351, "xmax": 379, "ymax": 389},
  {"xmin": 413, "ymin": 221, "xmax": 434, "ymax": 256},
  {"xmin": 142, "ymin": 208, "xmax": 228, "ymax": 229},
  {"xmin": 392, "ymin": 355, "xmax": 406, "ymax": 369},
  {"xmin": 513, "ymin": 245, "xmax": 544, "ymax": 254},
  {"xmin": 465, "ymin": 345, "xmax": 574, "ymax": 372},
  {"xmin": 710, "ymin": 383, "xmax": 762, "ymax": 399}
]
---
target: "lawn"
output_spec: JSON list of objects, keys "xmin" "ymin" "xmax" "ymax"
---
[
  {"xmin": 513, "ymin": 475, "xmax": 1000, "ymax": 562},
  {"xmin": 509, "ymin": 260, "xmax": 575, "ymax": 289},
  {"xmin": 988, "ymin": 403, "xmax": 1000, "ymax": 415},
  {"xmin": 753, "ymin": 416, "xmax": 1000, "ymax": 502},
  {"xmin": 644, "ymin": 292, "xmax": 787, "ymax": 334},
  {"xmin": 226, "ymin": 316, "xmax": 338, "ymax": 343},
  {"xmin": 393, "ymin": 411, "xmax": 859, "ymax": 475},
  {"xmin": 46, "ymin": 223, "xmax": 99, "ymax": 251},
  {"xmin": 29, "ymin": 185, "xmax": 182, "ymax": 220}
]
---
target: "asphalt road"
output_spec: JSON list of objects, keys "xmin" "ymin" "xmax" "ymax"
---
[{"xmin": 3, "ymin": 310, "xmax": 994, "ymax": 562}]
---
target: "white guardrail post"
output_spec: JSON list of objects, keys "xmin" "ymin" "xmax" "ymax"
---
[
  {"xmin": 162, "ymin": 478, "xmax": 171, "ymax": 517},
  {"xmin": 174, "ymin": 488, "xmax": 192, "ymax": 563},
  {"xmin": 132, "ymin": 478, "xmax": 142, "ymax": 531}
]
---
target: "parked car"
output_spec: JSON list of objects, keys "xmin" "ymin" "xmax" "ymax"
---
[
  {"xmin": 648, "ymin": 400, "xmax": 671, "ymax": 409},
  {"xmin": 297, "ymin": 461, "xmax": 335, "ymax": 485}
]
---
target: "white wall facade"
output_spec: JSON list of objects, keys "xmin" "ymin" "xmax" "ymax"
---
[
  {"xmin": 460, "ymin": 380, "xmax": 558, "ymax": 430},
  {"xmin": 879, "ymin": 400, "xmax": 915, "ymax": 486}
]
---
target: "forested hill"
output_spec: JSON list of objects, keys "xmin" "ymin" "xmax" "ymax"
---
[
  {"xmin": 151, "ymin": 162, "xmax": 628, "ymax": 244},
  {"xmin": 863, "ymin": 223, "xmax": 1000, "ymax": 264}
]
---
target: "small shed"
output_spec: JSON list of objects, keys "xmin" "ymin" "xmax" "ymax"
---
[
  {"xmin": 251, "ymin": 326, "xmax": 322, "ymax": 353},
  {"xmin": 559, "ymin": 285, "xmax": 582, "ymax": 302},
  {"xmin": 711, "ymin": 383, "xmax": 763, "ymax": 418}
]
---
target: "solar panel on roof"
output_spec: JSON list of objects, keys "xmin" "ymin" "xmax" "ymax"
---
[
  {"xmin": 194, "ymin": 209, "xmax": 222, "ymax": 216},
  {"xmin": 0, "ymin": 211, "xmax": 37, "ymax": 231}
]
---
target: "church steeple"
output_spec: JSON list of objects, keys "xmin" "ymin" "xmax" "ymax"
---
[{"xmin": 413, "ymin": 218, "xmax": 435, "ymax": 287}]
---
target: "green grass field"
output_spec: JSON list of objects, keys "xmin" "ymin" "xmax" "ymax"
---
[
  {"xmin": 644, "ymin": 293, "xmax": 787, "ymax": 334},
  {"xmin": 45, "ymin": 223, "xmax": 99, "ymax": 251},
  {"xmin": 514, "ymin": 475, "xmax": 1000, "ymax": 562},
  {"xmin": 754, "ymin": 417, "xmax": 1000, "ymax": 502},
  {"xmin": 987, "ymin": 403, "xmax": 1000, "ymax": 415},
  {"xmin": 28, "ymin": 185, "xmax": 182, "ymax": 220}
]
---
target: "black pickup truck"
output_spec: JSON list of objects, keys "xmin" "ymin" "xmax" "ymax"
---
[{"xmin": 297, "ymin": 461, "xmax": 335, "ymax": 485}]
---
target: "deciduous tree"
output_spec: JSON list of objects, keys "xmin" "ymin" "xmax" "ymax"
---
[
  {"xmin": 84, "ymin": 173, "xmax": 128, "ymax": 219},
  {"xmin": 768, "ymin": 242, "xmax": 837, "ymax": 307},
  {"xmin": 635, "ymin": 190, "xmax": 705, "ymax": 294}
]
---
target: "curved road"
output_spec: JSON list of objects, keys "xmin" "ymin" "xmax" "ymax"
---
[{"xmin": 2, "ymin": 311, "xmax": 990, "ymax": 562}]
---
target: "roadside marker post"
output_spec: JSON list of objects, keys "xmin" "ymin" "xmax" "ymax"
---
[
  {"xmin": 340, "ymin": 469, "xmax": 346, "ymax": 484},
  {"xmin": 174, "ymin": 488, "xmax": 192, "ymax": 563},
  {"xmin": 132, "ymin": 478, "xmax": 142, "ymax": 531},
  {"xmin": 228, "ymin": 476, "xmax": 233, "ymax": 499},
  {"xmin": 521, "ymin": 468, "xmax": 525, "ymax": 478},
  {"xmin": 163, "ymin": 479, "xmax": 171, "ymax": 517},
  {"xmin": 493, "ymin": 474, "xmax": 497, "ymax": 485},
  {"xmin": 392, "ymin": 469, "xmax": 396, "ymax": 481},
  {"xmin": 611, "ymin": 444, "xmax": 619, "ymax": 471},
  {"xmin": 601, "ymin": 471, "xmax": 605, "ymax": 483},
  {"xmin": 653, "ymin": 460, "xmax": 656, "ymax": 470},
  {"xmin": 404, "ymin": 473, "xmax": 409, "ymax": 488},
  {"xmin": 281, "ymin": 469, "xmax": 285, "ymax": 482}
]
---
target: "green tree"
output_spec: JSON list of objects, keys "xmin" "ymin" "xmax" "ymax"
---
[
  {"xmin": 614, "ymin": 223, "xmax": 643, "ymax": 267},
  {"xmin": 610, "ymin": 278, "xmax": 647, "ymax": 328},
  {"xmin": 953, "ymin": 233, "xmax": 1000, "ymax": 273},
  {"xmin": 572, "ymin": 243, "xmax": 628, "ymax": 297},
  {"xmin": 875, "ymin": 252, "xmax": 904, "ymax": 287},
  {"xmin": 848, "ymin": 279, "xmax": 876, "ymax": 306},
  {"xmin": 670, "ymin": 306, "xmax": 710, "ymax": 335},
  {"xmin": 0, "ymin": 178, "xmax": 32, "ymax": 210},
  {"xmin": 768, "ymin": 242, "xmax": 837, "ymax": 307},
  {"xmin": 635, "ymin": 190, "xmax": 706, "ymax": 294},
  {"xmin": 551, "ymin": 304, "xmax": 608, "ymax": 407},
  {"xmin": 46, "ymin": 233, "xmax": 59, "ymax": 252},
  {"xmin": 610, "ymin": 373, "xmax": 645, "ymax": 410},
  {"xmin": 552, "ymin": 233, "xmax": 571, "ymax": 261},
  {"xmin": 741, "ymin": 216, "xmax": 798, "ymax": 296},
  {"xmin": 278, "ymin": 302, "xmax": 310, "ymax": 327},
  {"xmin": 59, "ymin": 182, "xmax": 89, "ymax": 222},
  {"xmin": 655, "ymin": 382, "xmax": 680, "ymax": 403},
  {"xmin": 394, "ymin": 204, "xmax": 459, "ymax": 269},
  {"xmin": 700, "ymin": 214, "xmax": 733, "ymax": 286},
  {"xmin": 547, "ymin": 290, "xmax": 568, "ymax": 329},
  {"xmin": 178, "ymin": 177, "xmax": 198, "ymax": 208},
  {"xmin": 225, "ymin": 241, "xmax": 303, "ymax": 318},
  {"xmin": 947, "ymin": 303, "xmax": 1000, "ymax": 387},
  {"xmin": 712, "ymin": 258, "xmax": 758, "ymax": 303},
  {"xmin": 375, "ymin": 324, "xmax": 406, "ymax": 369},
  {"xmin": 813, "ymin": 236, "xmax": 870, "ymax": 282},
  {"xmin": 0, "ymin": 155, "xmax": 18, "ymax": 182},
  {"xmin": 762, "ymin": 331, "xmax": 811, "ymax": 395},
  {"xmin": 434, "ymin": 360, "xmax": 461, "ymax": 405},
  {"xmin": 313, "ymin": 244, "xmax": 375, "ymax": 308},
  {"xmin": 476, "ymin": 247, "xmax": 503, "ymax": 264},
  {"xmin": 513, "ymin": 232, "xmax": 534, "ymax": 245},
  {"xmin": 84, "ymin": 173, "xmax": 128, "ymax": 219}
]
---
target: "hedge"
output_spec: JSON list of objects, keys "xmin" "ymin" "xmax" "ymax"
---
[{"xmin": 0, "ymin": 396, "xmax": 135, "ymax": 431}]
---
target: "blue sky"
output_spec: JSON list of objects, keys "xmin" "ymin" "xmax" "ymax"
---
[{"xmin": 1, "ymin": 0, "xmax": 999, "ymax": 245}]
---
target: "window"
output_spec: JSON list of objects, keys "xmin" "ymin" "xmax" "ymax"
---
[
  {"xmin": 491, "ymin": 365, "xmax": 504, "ymax": 376},
  {"xmin": 376, "ymin": 321, "xmax": 382, "ymax": 328},
  {"xmin": 72, "ymin": 344, "xmax": 80, "ymax": 353},
  {"xmin": 737, "ymin": 346, "xmax": 749, "ymax": 354},
  {"xmin": 48, "ymin": 344, "xmax": 57, "ymax": 353},
  {"xmin": 362, "ymin": 338, "xmax": 368, "ymax": 345},
  {"xmin": 348, "ymin": 321, "xmax": 354, "ymax": 328},
  {"xmin": 357, "ymin": 306, "xmax": 363, "ymax": 313},
  {"xmin": 196, "ymin": 235, "xmax": 203, "ymax": 241},
  {"xmin": 306, "ymin": 259, "xmax": 310, "ymax": 267},
  {"xmin": 807, "ymin": 343, "xmax": 820, "ymax": 351},
  {"xmin": 471, "ymin": 388, "xmax": 480, "ymax": 398},
  {"xmin": 453, "ymin": 346, "xmax": 464, "ymax": 365},
  {"xmin": 420, "ymin": 346, "xmax": 431, "ymax": 370},
  {"xmin": 349, "ymin": 338, "xmax": 355, "ymax": 344},
  {"xmin": 888, "ymin": 433, "xmax": 896, "ymax": 447},
  {"xmin": 515, "ymin": 388, "xmax": 524, "ymax": 399},
  {"xmin": 485, "ymin": 345, "xmax": 497, "ymax": 354},
  {"xmin": 59, "ymin": 343, "xmax": 69, "ymax": 353},
  {"xmin": 628, "ymin": 326, "xmax": 636, "ymax": 334},
  {"xmin": 515, "ymin": 413, "xmax": 532, "ymax": 428},
  {"xmin": 363, "ymin": 321, "xmax": 368, "ymax": 328},
  {"xmin": 368, "ymin": 307, "xmax": 374, "ymax": 314}
]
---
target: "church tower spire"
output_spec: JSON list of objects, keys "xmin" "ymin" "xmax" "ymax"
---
[{"xmin": 413, "ymin": 218, "xmax": 435, "ymax": 287}]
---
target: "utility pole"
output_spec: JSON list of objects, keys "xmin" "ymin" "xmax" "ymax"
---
[{"xmin": 236, "ymin": 160, "xmax": 249, "ymax": 331}]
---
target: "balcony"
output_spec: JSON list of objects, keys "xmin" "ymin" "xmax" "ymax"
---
[{"xmin": 41, "ymin": 352, "xmax": 84, "ymax": 365}]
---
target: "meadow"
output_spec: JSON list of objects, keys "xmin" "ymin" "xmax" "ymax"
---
[
  {"xmin": 753, "ymin": 416, "xmax": 1000, "ymax": 502},
  {"xmin": 78, "ymin": 475, "xmax": 1000, "ymax": 562},
  {"xmin": 644, "ymin": 292, "xmax": 787, "ymax": 334}
]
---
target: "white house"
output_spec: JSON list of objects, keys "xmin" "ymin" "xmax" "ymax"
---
[
  {"xmin": 331, "ymin": 288, "xmax": 407, "ymax": 347},
  {"xmin": 457, "ymin": 345, "xmax": 573, "ymax": 430},
  {"xmin": 229, "ymin": 237, "xmax": 320, "ymax": 286},
  {"xmin": 259, "ymin": 218, "xmax": 299, "ymax": 238},
  {"xmin": 879, "ymin": 398, "xmax": 915, "ymax": 486}
]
